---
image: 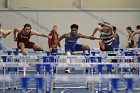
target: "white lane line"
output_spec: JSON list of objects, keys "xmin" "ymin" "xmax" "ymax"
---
[{"xmin": 61, "ymin": 89, "xmax": 69, "ymax": 93}]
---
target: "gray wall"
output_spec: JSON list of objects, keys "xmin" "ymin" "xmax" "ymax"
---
[
  {"xmin": 0, "ymin": 10, "xmax": 140, "ymax": 50},
  {"xmin": 0, "ymin": 0, "xmax": 5, "ymax": 8},
  {"xmin": 0, "ymin": 0, "xmax": 140, "ymax": 9}
]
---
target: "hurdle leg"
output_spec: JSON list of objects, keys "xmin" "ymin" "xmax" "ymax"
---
[
  {"xmin": 46, "ymin": 81, "xmax": 51, "ymax": 93},
  {"xmin": 44, "ymin": 64, "xmax": 54, "ymax": 93},
  {"xmin": 107, "ymin": 65, "xmax": 112, "ymax": 93},
  {"xmin": 91, "ymin": 80, "xmax": 95, "ymax": 93},
  {"xmin": 50, "ymin": 79, "xmax": 54, "ymax": 93},
  {"xmin": 126, "ymin": 78, "xmax": 133, "ymax": 93},
  {"xmin": 111, "ymin": 78, "xmax": 119, "ymax": 93},
  {"xmin": 3, "ymin": 67, "xmax": 6, "ymax": 93},
  {"xmin": 36, "ymin": 77, "xmax": 43, "ymax": 93},
  {"xmin": 21, "ymin": 77, "xmax": 29, "ymax": 93},
  {"xmin": 97, "ymin": 65, "xmax": 103, "ymax": 93},
  {"xmin": 8, "ymin": 72, "xmax": 11, "ymax": 89},
  {"xmin": 13, "ymin": 72, "xmax": 18, "ymax": 90}
]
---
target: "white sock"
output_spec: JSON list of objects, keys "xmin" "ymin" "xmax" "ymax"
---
[{"xmin": 66, "ymin": 51, "xmax": 71, "ymax": 63}]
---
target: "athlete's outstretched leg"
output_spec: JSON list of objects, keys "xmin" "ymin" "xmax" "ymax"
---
[
  {"xmin": 99, "ymin": 40, "xmax": 105, "ymax": 51},
  {"xmin": 18, "ymin": 42, "xmax": 27, "ymax": 55},
  {"xmin": 81, "ymin": 45, "xmax": 90, "ymax": 51}
]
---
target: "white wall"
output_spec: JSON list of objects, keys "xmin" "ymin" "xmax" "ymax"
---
[{"xmin": 0, "ymin": 10, "xmax": 140, "ymax": 50}]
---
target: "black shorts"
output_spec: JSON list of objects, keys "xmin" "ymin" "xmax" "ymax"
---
[
  {"xmin": 100, "ymin": 44, "xmax": 117, "ymax": 63},
  {"xmin": 100, "ymin": 44, "xmax": 113, "ymax": 51}
]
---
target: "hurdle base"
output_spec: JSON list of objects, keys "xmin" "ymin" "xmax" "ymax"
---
[
  {"xmin": 93, "ymin": 88, "xmax": 140, "ymax": 91},
  {"xmin": 53, "ymin": 86, "xmax": 88, "ymax": 89}
]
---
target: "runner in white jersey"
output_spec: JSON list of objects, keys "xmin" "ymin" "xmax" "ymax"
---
[{"xmin": 0, "ymin": 23, "xmax": 12, "ymax": 50}]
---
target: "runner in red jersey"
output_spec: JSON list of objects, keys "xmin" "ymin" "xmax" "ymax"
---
[
  {"xmin": 14, "ymin": 24, "xmax": 51, "ymax": 55},
  {"xmin": 48, "ymin": 25, "xmax": 61, "ymax": 53}
]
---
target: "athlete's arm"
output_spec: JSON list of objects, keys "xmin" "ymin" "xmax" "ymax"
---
[
  {"xmin": 1, "ymin": 29, "xmax": 12, "ymax": 38},
  {"xmin": 78, "ymin": 33, "xmax": 100, "ymax": 40},
  {"xmin": 92, "ymin": 25, "xmax": 102, "ymax": 36},
  {"xmin": 13, "ymin": 28, "xmax": 22, "ymax": 41},
  {"xmin": 126, "ymin": 29, "xmax": 132, "ymax": 35},
  {"xmin": 31, "ymin": 30, "xmax": 49, "ymax": 37},
  {"xmin": 131, "ymin": 30, "xmax": 140, "ymax": 40},
  {"xmin": 52, "ymin": 33, "xmax": 67, "ymax": 48}
]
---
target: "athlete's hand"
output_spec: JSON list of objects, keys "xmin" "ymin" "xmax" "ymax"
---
[
  {"xmin": 52, "ymin": 44, "xmax": 57, "ymax": 48},
  {"xmin": 48, "ymin": 36, "xmax": 52, "ymax": 39}
]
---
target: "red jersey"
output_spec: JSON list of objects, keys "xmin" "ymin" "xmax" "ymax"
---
[
  {"xmin": 17, "ymin": 29, "xmax": 31, "ymax": 43},
  {"xmin": 48, "ymin": 30, "xmax": 60, "ymax": 48}
]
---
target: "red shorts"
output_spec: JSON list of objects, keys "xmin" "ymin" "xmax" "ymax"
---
[{"xmin": 17, "ymin": 41, "xmax": 35, "ymax": 48}]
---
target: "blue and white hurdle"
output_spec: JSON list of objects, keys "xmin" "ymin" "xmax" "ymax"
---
[
  {"xmin": 1, "ymin": 62, "xmax": 140, "ymax": 93},
  {"xmin": 1, "ymin": 48, "xmax": 140, "ymax": 93}
]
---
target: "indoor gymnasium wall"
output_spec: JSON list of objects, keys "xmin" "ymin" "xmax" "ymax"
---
[
  {"xmin": 2, "ymin": 0, "xmax": 140, "ymax": 9},
  {"xmin": 0, "ymin": 0, "xmax": 5, "ymax": 8},
  {"xmin": 0, "ymin": 0, "xmax": 140, "ymax": 50},
  {"xmin": 7, "ymin": 0, "xmax": 81, "ymax": 9},
  {"xmin": 0, "ymin": 10, "xmax": 140, "ymax": 50},
  {"xmin": 84, "ymin": 0, "xmax": 140, "ymax": 8}
]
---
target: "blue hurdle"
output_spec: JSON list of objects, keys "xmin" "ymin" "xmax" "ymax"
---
[{"xmin": 1, "ymin": 48, "xmax": 140, "ymax": 93}]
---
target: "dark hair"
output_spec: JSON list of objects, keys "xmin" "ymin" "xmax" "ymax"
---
[
  {"xmin": 99, "ymin": 22, "xmax": 110, "ymax": 27},
  {"xmin": 112, "ymin": 26, "xmax": 116, "ymax": 30},
  {"xmin": 131, "ymin": 30, "xmax": 134, "ymax": 33},
  {"xmin": 70, "ymin": 24, "xmax": 79, "ymax": 29},
  {"xmin": 98, "ymin": 23, "xmax": 104, "ymax": 27},
  {"xmin": 136, "ymin": 25, "xmax": 140, "ymax": 29},
  {"xmin": 126, "ymin": 26, "xmax": 132, "ymax": 30},
  {"xmin": 24, "ymin": 24, "xmax": 32, "ymax": 29},
  {"xmin": 0, "ymin": 23, "xmax": 1, "ymax": 27},
  {"xmin": 103, "ymin": 22, "xmax": 110, "ymax": 25}
]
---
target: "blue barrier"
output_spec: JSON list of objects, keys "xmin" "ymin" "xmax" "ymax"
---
[{"xmin": 1, "ymin": 48, "xmax": 140, "ymax": 93}]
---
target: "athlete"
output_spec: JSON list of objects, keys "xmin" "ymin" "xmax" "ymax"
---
[
  {"xmin": 92, "ymin": 22, "xmax": 117, "ymax": 63},
  {"xmin": 0, "ymin": 23, "xmax": 12, "ymax": 50},
  {"xmin": 14, "ymin": 23, "xmax": 51, "ymax": 55},
  {"xmin": 53, "ymin": 24, "xmax": 100, "ymax": 73}
]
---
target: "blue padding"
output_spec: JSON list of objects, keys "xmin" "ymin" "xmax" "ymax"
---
[
  {"xmin": 107, "ymin": 64, "xmax": 112, "ymax": 73},
  {"xmin": 111, "ymin": 78, "xmax": 119, "ymax": 89},
  {"xmin": 1, "ymin": 55, "xmax": 12, "ymax": 62},
  {"xmin": 91, "ymin": 52, "xmax": 96, "ymax": 56},
  {"xmin": 125, "ymin": 52, "xmax": 134, "ymax": 56},
  {"xmin": 7, "ymin": 51, "xmax": 12, "ymax": 55},
  {"xmin": 83, "ymin": 50, "xmax": 90, "ymax": 56},
  {"xmin": 43, "ymin": 56, "xmax": 55, "ymax": 62},
  {"xmin": 21, "ymin": 77, "xmax": 30, "ymax": 90},
  {"xmin": 44, "ymin": 64, "xmax": 56, "ymax": 74},
  {"xmin": 98, "ymin": 64, "xmax": 103, "ymax": 74},
  {"xmin": 138, "ymin": 57, "xmax": 140, "ymax": 63},
  {"xmin": 36, "ymin": 64, "xmax": 43, "ymax": 73},
  {"xmin": 127, "ymin": 78, "xmax": 133, "ymax": 89},
  {"xmin": 114, "ymin": 48, "xmax": 123, "ymax": 52},
  {"xmin": 90, "ymin": 56, "xmax": 102, "ymax": 62},
  {"xmin": 1, "ymin": 55, "xmax": 23, "ymax": 72},
  {"xmin": 7, "ymin": 68, "xmax": 18, "ymax": 72},
  {"xmin": 46, "ymin": 51, "xmax": 51, "ymax": 56}
]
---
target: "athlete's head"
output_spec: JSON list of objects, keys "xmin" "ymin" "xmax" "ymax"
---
[
  {"xmin": 136, "ymin": 25, "xmax": 140, "ymax": 30},
  {"xmin": 112, "ymin": 26, "xmax": 116, "ymax": 33},
  {"xmin": 53, "ymin": 25, "xmax": 57, "ymax": 31},
  {"xmin": 0, "ymin": 23, "xmax": 1, "ymax": 28},
  {"xmin": 23, "ymin": 24, "xmax": 32, "ymax": 34},
  {"xmin": 126, "ymin": 26, "xmax": 132, "ymax": 31},
  {"xmin": 70, "ymin": 24, "xmax": 79, "ymax": 36},
  {"xmin": 102, "ymin": 22, "xmax": 110, "ymax": 31}
]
